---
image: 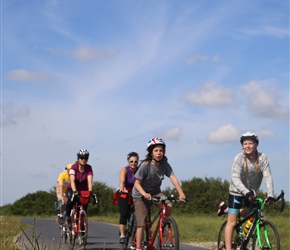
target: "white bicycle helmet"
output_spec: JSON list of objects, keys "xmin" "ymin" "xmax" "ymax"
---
[
  {"xmin": 240, "ymin": 132, "xmax": 259, "ymax": 145},
  {"xmin": 147, "ymin": 138, "xmax": 166, "ymax": 150},
  {"xmin": 77, "ymin": 149, "xmax": 90, "ymax": 157}
]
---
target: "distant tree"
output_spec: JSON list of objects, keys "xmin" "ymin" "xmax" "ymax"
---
[
  {"xmin": 11, "ymin": 191, "xmax": 55, "ymax": 216},
  {"xmin": 88, "ymin": 181, "xmax": 118, "ymax": 215},
  {"xmin": 1, "ymin": 177, "xmax": 287, "ymax": 216}
]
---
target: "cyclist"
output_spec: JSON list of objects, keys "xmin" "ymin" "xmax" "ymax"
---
[
  {"xmin": 56, "ymin": 163, "xmax": 73, "ymax": 224},
  {"xmin": 217, "ymin": 132, "xmax": 275, "ymax": 250},
  {"xmin": 65, "ymin": 149, "xmax": 93, "ymax": 228},
  {"xmin": 132, "ymin": 138, "xmax": 186, "ymax": 250},
  {"xmin": 118, "ymin": 151, "xmax": 139, "ymax": 244}
]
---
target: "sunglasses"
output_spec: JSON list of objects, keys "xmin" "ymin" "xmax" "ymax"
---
[
  {"xmin": 79, "ymin": 157, "xmax": 88, "ymax": 160},
  {"xmin": 129, "ymin": 161, "xmax": 138, "ymax": 164}
]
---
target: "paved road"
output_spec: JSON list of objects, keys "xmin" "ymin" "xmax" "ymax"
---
[{"xmin": 16, "ymin": 218, "xmax": 209, "ymax": 250}]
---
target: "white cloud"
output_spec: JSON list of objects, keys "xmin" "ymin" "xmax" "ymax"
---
[
  {"xmin": 183, "ymin": 82, "xmax": 236, "ymax": 107},
  {"xmin": 238, "ymin": 25, "xmax": 289, "ymax": 38},
  {"xmin": 7, "ymin": 69, "xmax": 52, "ymax": 81},
  {"xmin": 207, "ymin": 124, "xmax": 240, "ymax": 143},
  {"xmin": 0, "ymin": 102, "xmax": 30, "ymax": 126},
  {"xmin": 185, "ymin": 54, "xmax": 221, "ymax": 64},
  {"xmin": 255, "ymin": 129, "xmax": 275, "ymax": 139},
  {"xmin": 208, "ymin": 126, "xmax": 276, "ymax": 144},
  {"xmin": 242, "ymin": 81, "xmax": 289, "ymax": 120},
  {"xmin": 72, "ymin": 46, "xmax": 116, "ymax": 61},
  {"xmin": 212, "ymin": 54, "xmax": 221, "ymax": 62},
  {"xmin": 162, "ymin": 127, "xmax": 181, "ymax": 141},
  {"xmin": 186, "ymin": 55, "xmax": 208, "ymax": 64}
]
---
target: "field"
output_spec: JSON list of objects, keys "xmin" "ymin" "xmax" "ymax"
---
[{"xmin": 1, "ymin": 213, "xmax": 289, "ymax": 250}]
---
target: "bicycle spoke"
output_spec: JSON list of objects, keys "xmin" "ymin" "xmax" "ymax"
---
[
  {"xmin": 157, "ymin": 217, "xmax": 179, "ymax": 250},
  {"xmin": 252, "ymin": 221, "xmax": 280, "ymax": 250}
]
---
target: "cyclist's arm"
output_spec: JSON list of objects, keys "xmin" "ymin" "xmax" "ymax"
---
[
  {"xmin": 56, "ymin": 181, "xmax": 60, "ymax": 197},
  {"xmin": 87, "ymin": 174, "xmax": 93, "ymax": 192},
  {"xmin": 134, "ymin": 179, "xmax": 151, "ymax": 199},
  {"xmin": 231, "ymin": 155, "xmax": 249, "ymax": 195},
  {"xmin": 70, "ymin": 174, "xmax": 77, "ymax": 192},
  {"xmin": 169, "ymin": 174, "xmax": 186, "ymax": 200},
  {"xmin": 119, "ymin": 167, "xmax": 127, "ymax": 192},
  {"xmin": 261, "ymin": 154, "xmax": 274, "ymax": 198},
  {"xmin": 58, "ymin": 181, "xmax": 65, "ymax": 198}
]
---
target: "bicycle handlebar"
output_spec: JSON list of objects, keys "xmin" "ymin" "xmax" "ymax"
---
[
  {"xmin": 71, "ymin": 192, "xmax": 98, "ymax": 205},
  {"xmin": 92, "ymin": 193, "xmax": 98, "ymax": 204},
  {"xmin": 252, "ymin": 189, "xmax": 285, "ymax": 213},
  {"xmin": 151, "ymin": 195, "xmax": 188, "ymax": 203},
  {"xmin": 274, "ymin": 190, "xmax": 285, "ymax": 212}
]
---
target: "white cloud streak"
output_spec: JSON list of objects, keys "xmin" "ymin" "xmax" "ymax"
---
[
  {"xmin": 182, "ymin": 82, "xmax": 236, "ymax": 107},
  {"xmin": 242, "ymin": 81, "xmax": 289, "ymax": 120},
  {"xmin": 7, "ymin": 69, "xmax": 53, "ymax": 81},
  {"xmin": 72, "ymin": 46, "xmax": 116, "ymax": 61}
]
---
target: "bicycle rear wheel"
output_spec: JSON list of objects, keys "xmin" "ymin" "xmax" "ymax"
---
[
  {"xmin": 157, "ymin": 217, "xmax": 179, "ymax": 250},
  {"xmin": 251, "ymin": 220, "xmax": 280, "ymax": 250},
  {"xmin": 217, "ymin": 221, "xmax": 243, "ymax": 250}
]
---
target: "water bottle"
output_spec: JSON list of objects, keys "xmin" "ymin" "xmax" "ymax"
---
[{"xmin": 242, "ymin": 217, "xmax": 254, "ymax": 237}]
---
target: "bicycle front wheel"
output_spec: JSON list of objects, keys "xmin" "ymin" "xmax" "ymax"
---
[
  {"xmin": 126, "ymin": 216, "xmax": 137, "ymax": 250},
  {"xmin": 217, "ymin": 221, "xmax": 243, "ymax": 250},
  {"xmin": 80, "ymin": 210, "xmax": 88, "ymax": 247},
  {"xmin": 157, "ymin": 217, "xmax": 179, "ymax": 250},
  {"xmin": 252, "ymin": 220, "xmax": 280, "ymax": 250}
]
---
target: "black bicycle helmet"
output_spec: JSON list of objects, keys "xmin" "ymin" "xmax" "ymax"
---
[
  {"xmin": 127, "ymin": 151, "xmax": 139, "ymax": 160},
  {"xmin": 77, "ymin": 149, "xmax": 90, "ymax": 157}
]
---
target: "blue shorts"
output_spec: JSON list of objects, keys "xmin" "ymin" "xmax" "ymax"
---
[{"xmin": 228, "ymin": 194, "xmax": 252, "ymax": 214}]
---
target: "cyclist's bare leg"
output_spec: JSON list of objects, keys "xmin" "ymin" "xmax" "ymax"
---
[
  {"xmin": 136, "ymin": 226, "xmax": 145, "ymax": 249},
  {"xmin": 166, "ymin": 203, "xmax": 173, "ymax": 217},
  {"xmin": 239, "ymin": 208, "xmax": 249, "ymax": 217},
  {"xmin": 225, "ymin": 213, "xmax": 238, "ymax": 250},
  {"xmin": 119, "ymin": 224, "xmax": 126, "ymax": 237}
]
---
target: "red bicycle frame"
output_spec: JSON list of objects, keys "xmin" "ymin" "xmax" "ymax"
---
[
  {"xmin": 143, "ymin": 196, "xmax": 176, "ymax": 250},
  {"xmin": 70, "ymin": 191, "xmax": 90, "ymax": 237}
]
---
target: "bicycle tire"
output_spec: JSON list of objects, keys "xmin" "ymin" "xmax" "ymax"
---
[
  {"xmin": 126, "ymin": 216, "xmax": 137, "ymax": 250},
  {"xmin": 251, "ymin": 220, "xmax": 280, "ymax": 250},
  {"xmin": 123, "ymin": 214, "xmax": 136, "ymax": 250},
  {"xmin": 217, "ymin": 220, "xmax": 243, "ymax": 250},
  {"xmin": 69, "ymin": 233, "xmax": 76, "ymax": 250},
  {"xmin": 60, "ymin": 225, "xmax": 68, "ymax": 244},
  {"xmin": 157, "ymin": 217, "xmax": 179, "ymax": 250},
  {"xmin": 80, "ymin": 210, "xmax": 88, "ymax": 247}
]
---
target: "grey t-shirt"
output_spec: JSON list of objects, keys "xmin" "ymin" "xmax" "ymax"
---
[
  {"xmin": 132, "ymin": 159, "xmax": 173, "ymax": 198},
  {"xmin": 229, "ymin": 152, "xmax": 274, "ymax": 197}
]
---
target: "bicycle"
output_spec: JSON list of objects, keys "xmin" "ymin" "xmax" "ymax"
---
[
  {"xmin": 217, "ymin": 190, "xmax": 285, "ymax": 250},
  {"xmin": 61, "ymin": 191, "xmax": 98, "ymax": 250},
  {"xmin": 120, "ymin": 193, "xmax": 136, "ymax": 250},
  {"xmin": 131, "ymin": 195, "xmax": 186, "ymax": 250}
]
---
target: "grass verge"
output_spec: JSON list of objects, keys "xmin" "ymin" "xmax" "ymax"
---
[{"xmin": 1, "ymin": 213, "xmax": 289, "ymax": 250}]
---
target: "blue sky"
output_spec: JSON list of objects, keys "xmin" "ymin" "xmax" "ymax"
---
[{"xmin": 1, "ymin": 0, "xmax": 289, "ymax": 205}]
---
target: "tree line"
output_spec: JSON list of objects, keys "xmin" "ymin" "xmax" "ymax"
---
[{"xmin": 0, "ymin": 177, "xmax": 287, "ymax": 216}]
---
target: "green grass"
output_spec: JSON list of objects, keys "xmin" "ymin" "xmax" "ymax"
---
[
  {"xmin": 92, "ymin": 212, "xmax": 290, "ymax": 250},
  {"xmin": 0, "ymin": 216, "xmax": 29, "ymax": 250},
  {"xmin": 1, "ymin": 213, "xmax": 289, "ymax": 250}
]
